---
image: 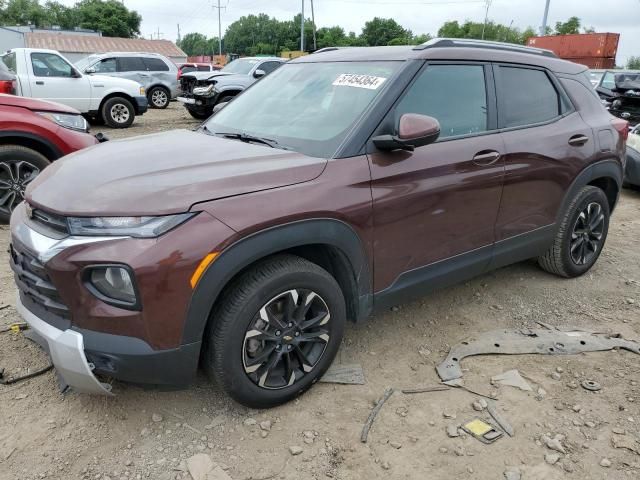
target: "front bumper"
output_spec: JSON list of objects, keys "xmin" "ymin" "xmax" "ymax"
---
[
  {"xmin": 16, "ymin": 293, "xmax": 113, "ymax": 395},
  {"xmin": 132, "ymin": 95, "xmax": 148, "ymax": 115}
]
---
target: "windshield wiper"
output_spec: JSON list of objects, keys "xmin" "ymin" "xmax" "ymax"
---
[{"xmin": 214, "ymin": 132, "xmax": 285, "ymax": 149}]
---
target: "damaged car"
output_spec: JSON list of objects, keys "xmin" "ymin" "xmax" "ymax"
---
[
  {"xmin": 596, "ymin": 70, "xmax": 640, "ymax": 126},
  {"xmin": 626, "ymin": 124, "xmax": 640, "ymax": 188},
  {"xmin": 177, "ymin": 57, "xmax": 285, "ymax": 119}
]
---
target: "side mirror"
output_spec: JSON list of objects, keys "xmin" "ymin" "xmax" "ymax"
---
[
  {"xmin": 254, "ymin": 69, "xmax": 266, "ymax": 78},
  {"xmin": 84, "ymin": 67, "xmax": 95, "ymax": 75},
  {"xmin": 213, "ymin": 101, "xmax": 229, "ymax": 114},
  {"xmin": 373, "ymin": 113, "xmax": 440, "ymax": 152}
]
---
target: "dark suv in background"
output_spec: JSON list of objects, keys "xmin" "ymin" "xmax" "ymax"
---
[{"xmin": 10, "ymin": 39, "xmax": 626, "ymax": 408}]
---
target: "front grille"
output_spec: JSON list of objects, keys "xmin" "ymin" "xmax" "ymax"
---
[
  {"xmin": 9, "ymin": 243, "xmax": 70, "ymax": 319},
  {"xmin": 31, "ymin": 208, "xmax": 69, "ymax": 235}
]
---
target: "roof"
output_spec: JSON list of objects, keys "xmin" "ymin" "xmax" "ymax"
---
[
  {"xmin": 296, "ymin": 40, "xmax": 586, "ymax": 75},
  {"xmin": 24, "ymin": 32, "xmax": 186, "ymax": 59}
]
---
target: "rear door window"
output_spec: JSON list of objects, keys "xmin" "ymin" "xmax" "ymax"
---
[
  {"xmin": 395, "ymin": 64, "xmax": 489, "ymax": 139},
  {"xmin": 142, "ymin": 57, "xmax": 170, "ymax": 72},
  {"xmin": 498, "ymin": 66, "xmax": 561, "ymax": 128},
  {"xmin": 117, "ymin": 57, "xmax": 146, "ymax": 72}
]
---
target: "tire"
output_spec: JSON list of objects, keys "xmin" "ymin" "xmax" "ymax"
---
[
  {"xmin": 187, "ymin": 107, "xmax": 213, "ymax": 120},
  {"xmin": 217, "ymin": 95, "xmax": 235, "ymax": 105},
  {"xmin": 0, "ymin": 145, "xmax": 51, "ymax": 223},
  {"xmin": 204, "ymin": 254, "xmax": 346, "ymax": 408},
  {"xmin": 148, "ymin": 86, "xmax": 170, "ymax": 109},
  {"xmin": 102, "ymin": 97, "xmax": 135, "ymax": 128},
  {"xmin": 538, "ymin": 186, "xmax": 610, "ymax": 278}
]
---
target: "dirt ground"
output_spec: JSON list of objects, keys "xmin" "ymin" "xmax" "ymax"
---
[{"xmin": 1, "ymin": 104, "xmax": 639, "ymax": 480}]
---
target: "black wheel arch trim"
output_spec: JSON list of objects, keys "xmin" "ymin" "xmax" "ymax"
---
[
  {"xmin": 182, "ymin": 218, "xmax": 372, "ymax": 345},
  {"xmin": 557, "ymin": 159, "xmax": 623, "ymax": 224},
  {"xmin": 0, "ymin": 131, "xmax": 63, "ymax": 160}
]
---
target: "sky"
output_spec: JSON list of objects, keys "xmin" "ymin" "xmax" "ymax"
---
[{"xmin": 64, "ymin": 0, "xmax": 640, "ymax": 65}]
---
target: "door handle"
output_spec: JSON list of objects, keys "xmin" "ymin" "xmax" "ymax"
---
[
  {"xmin": 568, "ymin": 134, "xmax": 589, "ymax": 147},
  {"xmin": 472, "ymin": 150, "xmax": 501, "ymax": 166},
  {"xmin": 35, "ymin": 81, "xmax": 45, "ymax": 85}
]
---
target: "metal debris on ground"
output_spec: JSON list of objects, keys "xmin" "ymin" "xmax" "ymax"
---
[
  {"xmin": 491, "ymin": 370, "xmax": 533, "ymax": 392},
  {"xmin": 401, "ymin": 385, "xmax": 450, "ymax": 394},
  {"xmin": 436, "ymin": 327, "xmax": 640, "ymax": 382},
  {"xmin": 360, "ymin": 387, "xmax": 394, "ymax": 443},
  {"xmin": 581, "ymin": 380, "xmax": 603, "ymax": 391},
  {"xmin": 0, "ymin": 364, "xmax": 53, "ymax": 386},
  {"xmin": 486, "ymin": 400, "xmax": 514, "ymax": 437},
  {"xmin": 320, "ymin": 363, "xmax": 366, "ymax": 385},
  {"xmin": 461, "ymin": 418, "xmax": 503, "ymax": 444}
]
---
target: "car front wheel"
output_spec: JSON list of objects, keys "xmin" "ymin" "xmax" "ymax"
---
[
  {"xmin": 204, "ymin": 254, "xmax": 346, "ymax": 408},
  {"xmin": 102, "ymin": 97, "xmax": 135, "ymax": 128},
  {"xmin": 186, "ymin": 107, "xmax": 213, "ymax": 120},
  {"xmin": 0, "ymin": 146, "xmax": 50, "ymax": 223},
  {"xmin": 538, "ymin": 185, "xmax": 610, "ymax": 278}
]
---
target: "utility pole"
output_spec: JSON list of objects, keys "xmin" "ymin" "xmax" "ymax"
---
[
  {"xmin": 212, "ymin": 0, "xmax": 225, "ymax": 56},
  {"xmin": 481, "ymin": 0, "xmax": 492, "ymax": 40},
  {"xmin": 311, "ymin": 0, "xmax": 317, "ymax": 51},
  {"xmin": 300, "ymin": 0, "xmax": 305, "ymax": 52},
  {"xmin": 177, "ymin": 23, "xmax": 181, "ymax": 43},
  {"xmin": 540, "ymin": 0, "xmax": 551, "ymax": 36}
]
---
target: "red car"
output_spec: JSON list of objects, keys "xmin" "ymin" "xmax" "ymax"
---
[{"xmin": 0, "ymin": 94, "xmax": 101, "ymax": 223}]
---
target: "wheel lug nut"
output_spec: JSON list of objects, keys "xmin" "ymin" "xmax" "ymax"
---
[
  {"xmin": 288, "ymin": 323, "xmax": 293, "ymax": 328},
  {"xmin": 295, "ymin": 332, "xmax": 300, "ymax": 337},
  {"xmin": 275, "ymin": 330, "xmax": 281, "ymax": 336}
]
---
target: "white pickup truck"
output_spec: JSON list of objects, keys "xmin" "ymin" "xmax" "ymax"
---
[{"xmin": 0, "ymin": 48, "xmax": 148, "ymax": 128}]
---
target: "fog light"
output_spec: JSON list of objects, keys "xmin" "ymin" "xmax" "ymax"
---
[{"xmin": 87, "ymin": 266, "xmax": 138, "ymax": 307}]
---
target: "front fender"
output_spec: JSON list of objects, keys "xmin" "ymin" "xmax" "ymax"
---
[{"xmin": 182, "ymin": 218, "xmax": 372, "ymax": 344}]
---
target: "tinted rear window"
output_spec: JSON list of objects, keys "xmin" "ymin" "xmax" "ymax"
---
[
  {"xmin": 118, "ymin": 57, "xmax": 146, "ymax": 72},
  {"xmin": 499, "ymin": 67, "xmax": 561, "ymax": 128},
  {"xmin": 197, "ymin": 65, "xmax": 211, "ymax": 71},
  {"xmin": 143, "ymin": 57, "xmax": 170, "ymax": 71}
]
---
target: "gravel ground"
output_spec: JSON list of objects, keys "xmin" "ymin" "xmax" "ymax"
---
[{"xmin": 1, "ymin": 104, "xmax": 639, "ymax": 480}]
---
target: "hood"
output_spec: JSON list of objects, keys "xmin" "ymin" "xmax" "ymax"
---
[
  {"xmin": 88, "ymin": 74, "xmax": 141, "ymax": 89},
  {"xmin": 26, "ymin": 129, "xmax": 327, "ymax": 216},
  {"xmin": 183, "ymin": 71, "xmax": 234, "ymax": 82},
  {"xmin": 0, "ymin": 93, "xmax": 80, "ymax": 114}
]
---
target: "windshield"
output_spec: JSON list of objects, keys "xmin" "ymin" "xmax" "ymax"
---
[
  {"xmin": 75, "ymin": 55, "xmax": 101, "ymax": 70},
  {"xmin": 205, "ymin": 61, "xmax": 400, "ymax": 158},
  {"xmin": 221, "ymin": 58, "xmax": 260, "ymax": 75}
]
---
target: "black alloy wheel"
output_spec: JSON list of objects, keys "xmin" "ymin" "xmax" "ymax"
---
[
  {"xmin": 243, "ymin": 288, "xmax": 331, "ymax": 389},
  {"xmin": 570, "ymin": 202, "xmax": 605, "ymax": 266}
]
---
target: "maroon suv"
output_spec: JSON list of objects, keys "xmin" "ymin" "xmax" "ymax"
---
[{"xmin": 10, "ymin": 40, "xmax": 627, "ymax": 408}]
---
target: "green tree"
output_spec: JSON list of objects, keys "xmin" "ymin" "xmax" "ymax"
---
[
  {"xmin": 437, "ymin": 20, "xmax": 535, "ymax": 45},
  {"xmin": 628, "ymin": 56, "xmax": 640, "ymax": 70},
  {"xmin": 0, "ymin": 0, "xmax": 47, "ymax": 27},
  {"xmin": 413, "ymin": 33, "xmax": 433, "ymax": 45},
  {"xmin": 74, "ymin": 0, "xmax": 141, "ymax": 37},
  {"xmin": 44, "ymin": 1, "xmax": 78, "ymax": 30},
  {"xmin": 178, "ymin": 32, "xmax": 209, "ymax": 56},
  {"xmin": 554, "ymin": 16, "xmax": 581, "ymax": 35},
  {"xmin": 361, "ymin": 17, "xmax": 411, "ymax": 46}
]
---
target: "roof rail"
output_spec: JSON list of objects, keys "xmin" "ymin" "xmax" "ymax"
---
[
  {"xmin": 313, "ymin": 47, "xmax": 345, "ymax": 54},
  {"xmin": 414, "ymin": 38, "xmax": 558, "ymax": 58}
]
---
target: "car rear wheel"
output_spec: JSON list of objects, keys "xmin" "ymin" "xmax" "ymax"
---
[
  {"xmin": 0, "ymin": 146, "xmax": 50, "ymax": 223},
  {"xmin": 203, "ymin": 254, "xmax": 346, "ymax": 408},
  {"xmin": 148, "ymin": 87, "xmax": 170, "ymax": 109},
  {"xmin": 538, "ymin": 186, "xmax": 610, "ymax": 278},
  {"xmin": 102, "ymin": 97, "xmax": 135, "ymax": 129}
]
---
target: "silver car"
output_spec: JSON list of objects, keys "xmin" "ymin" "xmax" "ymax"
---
[{"xmin": 76, "ymin": 52, "xmax": 179, "ymax": 109}]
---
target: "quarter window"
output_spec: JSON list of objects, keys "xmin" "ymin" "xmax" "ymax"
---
[
  {"xmin": 31, "ymin": 52, "xmax": 74, "ymax": 77},
  {"xmin": 395, "ymin": 64, "xmax": 488, "ymax": 139},
  {"xmin": 499, "ymin": 66, "xmax": 561, "ymax": 128},
  {"xmin": 117, "ymin": 57, "xmax": 146, "ymax": 72},
  {"xmin": 142, "ymin": 57, "xmax": 170, "ymax": 72}
]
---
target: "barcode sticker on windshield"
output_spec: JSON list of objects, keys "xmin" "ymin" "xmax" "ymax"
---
[{"xmin": 333, "ymin": 74, "xmax": 387, "ymax": 90}]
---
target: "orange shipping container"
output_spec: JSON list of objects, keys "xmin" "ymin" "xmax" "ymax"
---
[
  {"xmin": 527, "ymin": 33, "xmax": 619, "ymax": 59},
  {"xmin": 565, "ymin": 57, "xmax": 616, "ymax": 70}
]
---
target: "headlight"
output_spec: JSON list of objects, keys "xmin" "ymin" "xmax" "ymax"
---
[
  {"xmin": 193, "ymin": 84, "xmax": 216, "ymax": 97},
  {"xmin": 36, "ymin": 112, "xmax": 89, "ymax": 132},
  {"xmin": 140, "ymin": 86, "xmax": 146, "ymax": 95},
  {"xmin": 67, "ymin": 213, "xmax": 195, "ymax": 238},
  {"xmin": 86, "ymin": 265, "xmax": 138, "ymax": 307}
]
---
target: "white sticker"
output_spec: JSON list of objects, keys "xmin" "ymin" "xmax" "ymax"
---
[{"xmin": 333, "ymin": 74, "xmax": 387, "ymax": 90}]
